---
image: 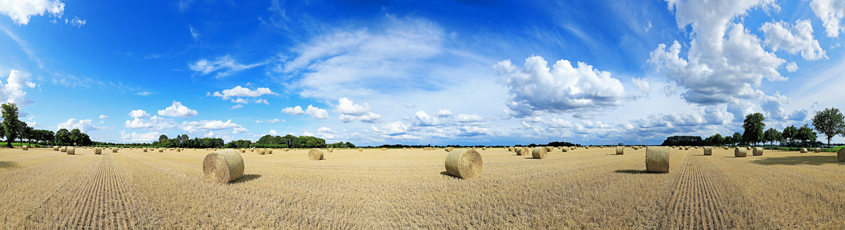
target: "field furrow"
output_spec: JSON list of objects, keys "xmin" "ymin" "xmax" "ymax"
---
[{"xmin": 662, "ymin": 149, "xmax": 739, "ymax": 229}]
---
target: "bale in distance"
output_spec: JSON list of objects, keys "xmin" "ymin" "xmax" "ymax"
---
[
  {"xmin": 645, "ymin": 147, "xmax": 669, "ymax": 173},
  {"xmin": 265, "ymin": 148, "xmax": 273, "ymax": 154},
  {"xmin": 158, "ymin": 149, "xmax": 163, "ymax": 152},
  {"xmin": 562, "ymin": 148, "xmax": 568, "ymax": 152},
  {"xmin": 358, "ymin": 148, "xmax": 363, "ymax": 152},
  {"xmin": 112, "ymin": 148, "xmax": 118, "ymax": 153},
  {"xmin": 308, "ymin": 148, "xmax": 324, "ymax": 160},
  {"xmin": 327, "ymin": 148, "xmax": 333, "ymax": 153},
  {"xmin": 838, "ymin": 148, "xmax": 845, "ymax": 162},
  {"xmin": 800, "ymin": 148, "xmax": 807, "ymax": 153},
  {"xmin": 202, "ymin": 150, "xmax": 244, "ymax": 183},
  {"xmin": 240, "ymin": 148, "xmax": 245, "ymax": 153},
  {"xmin": 444, "ymin": 149, "xmax": 482, "ymax": 179},
  {"xmin": 66, "ymin": 147, "xmax": 75, "ymax": 155},
  {"xmin": 22, "ymin": 145, "xmax": 28, "ymax": 150},
  {"xmin": 735, "ymin": 148, "xmax": 747, "ymax": 157},
  {"xmin": 94, "ymin": 148, "xmax": 102, "ymax": 155},
  {"xmin": 257, "ymin": 148, "xmax": 266, "ymax": 155},
  {"xmin": 752, "ymin": 147, "xmax": 763, "ymax": 156},
  {"xmin": 703, "ymin": 146, "xmax": 712, "ymax": 156},
  {"xmin": 508, "ymin": 147, "xmax": 513, "ymax": 152},
  {"xmin": 381, "ymin": 148, "xmax": 387, "ymax": 151},
  {"xmin": 532, "ymin": 147, "xmax": 548, "ymax": 159},
  {"xmin": 60, "ymin": 147, "xmax": 67, "ymax": 152},
  {"xmin": 616, "ymin": 146, "xmax": 624, "ymax": 155},
  {"xmin": 53, "ymin": 146, "xmax": 59, "ymax": 151},
  {"xmin": 814, "ymin": 148, "xmax": 822, "ymax": 153},
  {"xmin": 143, "ymin": 148, "xmax": 148, "ymax": 152}
]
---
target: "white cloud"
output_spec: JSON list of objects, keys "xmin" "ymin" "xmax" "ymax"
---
[
  {"xmin": 760, "ymin": 92, "xmax": 808, "ymax": 121},
  {"xmin": 211, "ymin": 86, "xmax": 277, "ymax": 99},
  {"xmin": 0, "ymin": 0, "xmax": 65, "ymax": 25},
  {"xmin": 302, "ymin": 130, "xmax": 313, "ymax": 137},
  {"xmin": 282, "ymin": 106, "xmax": 305, "ymax": 115},
  {"xmin": 339, "ymin": 114, "xmax": 357, "ymax": 123},
  {"xmin": 372, "ymin": 121, "xmax": 410, "ymax": 135},
  {"xmin": 233, "ymin": 127, "xmax": 248, "ymax": 134},
  {"xmin": 231, "ymin": 98, "xmax": 248, "ymax": 104},
  {"xmin": 157, "ymin": 101, "xmax": 198, "ymax": 118},
  {"xmin": 125, "ymin": 115, "xmax": 177, "ymax": 130},
  {"xmin": 632, "ymin": 78, "xmax": 650, "ymax": 95},
  {"xmin": 180, "ymin": 120, "xmax": 243, "ymax": 133},
  {"xmin": 269, "ymin": 129, "xmax": 278, "ymax": 135},
  {"xmin": 335, "ymin": 98, "xmax": 371, "ymax": 115},
  {"xmin": 651, "ymin": 0, "xmax": 785, "ymax": 105},
  {"xmin": 496, "ymin": 56, "xmax": 626, "ymax": 117},
  {"xmin": 454, "ymin": 114, "xmax": 483, "ymax": 123},
  {"xmin": 188, "ymin": 25, "xmax": 199, "ymax": 41},
  {"xmin": 0, "ymin": 70, "xmax": 37, "ymax": 106},
  {"xmin": 99, "ymin": 115, "xmax": 108, "ymax": 119},
  {"xmin": 809, "ymin": 0, "xmax": 845, "ymax": 37},
  {"xmin": 305, "ymin": 105, "xmax": 328, "ymax": 119},
  {"xmin": 254, "ymin": 98, "xmax": 269, "ymax": 105},
  {"xmin": 262, "ymin": 118, "xmax": 280, "ymax": 123},
  {"xmin": 283, "ymin": 105, "xmax": 328, "ymax": 119},
  {"xmin": 228, "ymin": 104, "xmax": 244, "ymax": 110},
  {"xmin": 189, "ymin": 55, "xmax": 267, "ymax": 78},
  {"xmin": 358, "ymin": 112, "xmax": 382, "ymax": 123},
  {"xmin": 727, "ymin": 100, "xmax": 755, "ymax": 122},
  {"xmin": 405, "ymin": 103, "xmax": 416, "ymax": 108},
  {"xmin": 760, "ymin": 19, "xmax": 827, "ymax": 60},
  {"xmin": 414, "ymin": 110, "xmax": 439, "ymax": 126},
  {"xmin": 786, "ymin": 62, "xmax": 799, "ymax": 72},
  {"xmin": 663, "ymin": 84, "xmax": 677, "ymax": 97},
  {"xmin": 67, "ymin": 15, "xmax": 84, "ymax": 27},
  {"xmin": 119, "ymin": 130, "xmax": 162, "ymax": 142},
  {"xmin": 128, "ymin": 109, "xmax": 150, "ymax": 118},
  {"xmin": 57, "ymin": 118, "xmax": 102, "ymax": 133},
  {"xmin": 435, "ymin": 109, "xmax": 453, "ymax": 117}
]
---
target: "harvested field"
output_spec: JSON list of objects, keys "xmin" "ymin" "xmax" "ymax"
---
[{"xmin": 1, "ymin": 147, "xmax": 844, "ymax": 228}]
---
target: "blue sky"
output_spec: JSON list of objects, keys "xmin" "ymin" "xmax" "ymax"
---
[{"xmin": 0, "ymin": 0, "xmax": 844, "ymax": 146}]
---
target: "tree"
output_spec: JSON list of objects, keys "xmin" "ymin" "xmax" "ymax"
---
[
  {"xmin": 742, "ymin": 113, "xmax": 766, "ymax": 146},
  {"xmin": 798, "ymin": 124, "xmax": 817, "ymax": 147},
  {"xmin": 55, "ymin": 128, "xmax": 70, "ymax": 145},
  {"xmin": 1, "ymin": 103, "xmax": 22, "ymax": 148},
  {"xmin": 782, "ymin": 125, "xmax": 798, "ymax": 146},
  {"xmin": 70, "ymin": 128, "xmax": 82, "ymax": 146},
  {"xmin": 763, "ymin": 128, "xmax": 781, "ymax": 147},
  {"xmin": 732, "ymin": 132, "xmax": 742, "ymax": 146},
  {"xmin": 724, "ymin": 136, "xmax": 733, "ymax": 146},
  {"xmin": 159, "ymin": 134, "xmax": 169, "ymax": 143},
  {"xmin": 22, "ymin": 126, "xmax": 34, "ymax": 144},
  {"xmin": 712, "ymin": 133, "xmax": 724, "ymax": 146},
  {"xmin": 811, "ymin": 107, "xmax": 845, "ymax": 147}
]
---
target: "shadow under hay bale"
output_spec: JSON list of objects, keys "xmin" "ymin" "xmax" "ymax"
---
[
  {"xmin": 614, "ymin": 169, "xmax": 648, "ymax": 174},
  {"xmin": 230, "ymin": 174, "xmax": 261, "ymax": 184}
]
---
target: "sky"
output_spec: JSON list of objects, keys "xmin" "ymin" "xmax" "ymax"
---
[{"xmin": 0, "ymin": 0, "xmax": 843, "ymax": 146}]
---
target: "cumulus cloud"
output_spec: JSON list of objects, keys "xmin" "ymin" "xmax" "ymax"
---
[
  {"xmin": 269, "ymin": 129, "xmax": 278, "ymax": 135},
  {"xmin": 0, "ymin": 0, "xmax": 65, "ymax": 25},
  {"xmin": 128, "ymin": 109, "xmax": 150, "ymax": 118},
  {"xmin": 632, "ymin": 78, "xmax": 650, "ymax": 95},
  {"xmin": 254, "ymin": 98, "xmax": 269, "ymax": 105},
  {"xmin": 760, "ymin": 92, "xmax": 809, "ymax": 121},
  {"xmin": 495, "ymin": 56, "xmax": 626, "ymax": 117},
  {"xmin": 257, "ymin": 118, "xmax": 281, "ymax": 123},
  {"xmin": 99, "ymin": 115, "xmax": 108, "ymax": 119},
  {"xmin": 760, "ymin": 19, "xmax": 827, "ymax": 60},
  {"xmin": 57, "ymin": 118, "xmax": 102, "ymax": 133},
  {"xmin": 785, "ymin": 62, "xmax": 799, "ymax": 72},
  {"xmin": 228, "ymin": 104, "xmax": 244, "ymax": 110},
  {"xmin": 372, "ymin": 121, "xmax": 410, "ymax": 136},
  {"xmin": 157, "ymin": 101, "xmax": 198, "ymax": 118},
  {"xmin": 180, "ymin": 119, "xmax": 244, "ymax": 133},
  {"xmin": 125, "ymin": 115, "xmax": 177, "ymax": 130},
  {"xmin": 414, "ymin": 111, "xmax": 440, "ymax": 126},
  {"xmin": 189, "ymin": 55, "xmax": 267, "ymax": 78},
  {"xmin": 727, "ymin": 100, "xmax": 755, "ymax": 122},
  {"xmin": 334, "ymin": 98, "xmax": 380, "ymax": 123},
  {"xmin": 231, "ymin": 98, "xmax": 248, "ymax": 104},
  {"xmin": 317, "ymin": 127, "xmax": 337, "ymax": 139},
  {"xmin": 650, "ymin": 0, "xmax": 785, "ymax": 105},
  {"xmin": 211, "ymin": 86, "xmax": 277, "ymax": 99},
  {"xmin": 454, "ymin": 114, "xmax": 483, "ymax": 123},
  {"xmin": 809, "ymin": 0, "xmax": 845, "ymax": 37},
  {"xmin": 664, "ymin": 84, "xmax": 677, "ymax": 97},
  {"xmin": 435, "ymin": 109, "xmax": 453, "ymax": 117},
  {"xmin": 282, "ymin": 105, "xmax": 328, "ymax": 119},
  {"xmin": 0, "ymin": 70, "xmax": 37, "ymax": 106},
  {"xmin": 119, "ymin": 130, "xmax": 162, "ymax": 142}
]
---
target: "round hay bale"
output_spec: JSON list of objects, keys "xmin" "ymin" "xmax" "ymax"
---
[
  {"xmin": 308, "ymin": 148, "xmax": 324, "ymax": 160},
  {"xmin": 94, "ymin": 148, "xmax": 102, "ymax": 154},
  {"xmin": 202, "ymin": 150, "xmax": 244, "ymax": 183},
  {"xmin": 616, "ymin": 146, "xmax": 624, "ymax": 155},
  {"xmin": 703, "ymin": 146, "xmax": 712, "ymax": 156},
  {"xmin": 815, "ymin": 148, "xmax": 822, "ymax": 153},
  {"xmin": 752, "ymin": 147, "xmax": 763, "ymax": 156},
  {"xmin": 517, "ymin": 147, "xmax": 529, "ymax": 156},
  {"xmin": 327, "ymin": 148, "xmax": 333, "ymax": 153},
  {"xmin": 800, "ymin": 148, "xmax": 807, "ymax": 153},
  {"xmin": 532, "ymin": 147, "xmax": 547, "ymax": 159},
  {"xmin": 444, "ymin": 149, "xmax": 482, "ymax": 179},
  {"xmin": 562, "ymin": 148, "xmax": 568, "ymax": 152},
  {"xmin": 684, "ymin": 147, "xmax": 689, "ymax": 150},
  {"xmin": 176, "ymin": 149, "xmax": 181, "ymax": 152},
  {"xmin": 645, "ymin": 146, "xmax": 669, "ymax": 173},
  {"xmin": 746, "ymin": 147, "xmax": 751, "ymax": 150},
  {"xmin": 240, "ymin": 148, "xmax": 245, "ymax": 153},
  {"xmin": 838, "ymin": 148, "xmax": 845, "ymax": 162},
  {"xmin": 60, "ymin": 147, "xmax": 67, "ymax": 152},
  {"xmin": 358, "ymin": 148, "xmax": 363, "ymax": 152},
  {"xmin": 257, "ymin": 148, "xmax": 266, "ymax": 155},
  {"xmin": 734, "ymin": 147, "xmax": 747, "ymax": 157},
  {"xmin": 381, "ymin": 148, "xmax": 387, "ymax": 151},
  {"xmin": 112, "ymin": 148, "xmax": 118, "ymax": 153},
  {"xmin": 265, "ymin": 148, "xmax": 273, "ymax": 154},
  {"xmin": 570, "ymin": 147, "xmax": 575, "ymax": 150},
  {"xmin": 158, "ymin": 149, "xmax": 163, "ymax": 152},
  {"xmin": 724, "ymin": 147, "xmax": 728, "ymax": 150},
  {"xmin": 508, "ymin": 147, "xmax": 513, "ymax": 152},
  {"xmin": 53, "ymin": 146, "xmax": 59, "ymax": 151},
  {"xmin": 143, "ymin": 148, "xmax": 148, "ymax": 152},
  {"xmin": 22, "ymin": 145, "xmax": 28, "ymax": 150},
  {"xmin": 633, "ymin": 146, "xmax": 639, "ymax": 150},
  {"xmin": 66, "ymin": 147, "xmax": 75, "ymax": 155},
  {"xmin": 545, "ymin": 146, "xmax": 553, "ymax": 152}
]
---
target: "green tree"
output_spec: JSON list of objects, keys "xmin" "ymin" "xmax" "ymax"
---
[
  {"xmin": 782, "ymin": 125, "xmax": 798, "ymax": 146},
  {"xmin": 742, "ymin": 113, "xmax": 766, "ymax": 146},
  {"xmin": 763, "ymin": 128, "xmax": 781, "ymax": 147},
  {"xmin": 22, "ymin": 126, "xmax": 34, "ymax": 144},
  {"xmin": 724, "ymin": 136, "xmax": 733, "ymax": 146},
  {"xmin": 69, "ymin": 128, "xmax": 82, "ymax": 146},
  {"xmin": 55, "ymin": 128, "xmax": 70, "ymax": 145},
  {"xmin": 712, "ymin": 133, "xmax": 724, "ymax": 146},
  {"xmin": 159, "ymin": 134, "xmax": 169, "ymax": 143},
  {"xmin": 345, "ymin": 142, "xmax": 355, "ymax": 148},
  {"xmin": 1, "ymin": 103, "xmax": 22, "ymax": 148},
  {"xmin": 732, "ymin": 132, "xmax": 742, "ymax": 146},
  {"xmin": 811, "ymin": 107, "xmax": 845, "ymax": 147},
  {"xmin": 798, "ymin": 124, "xmax": 817, "ymax": 147}
]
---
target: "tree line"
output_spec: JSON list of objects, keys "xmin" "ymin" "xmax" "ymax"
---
[{"xmin": 0, "ymin": 103, "xmax": 94, "ymax": 147}]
